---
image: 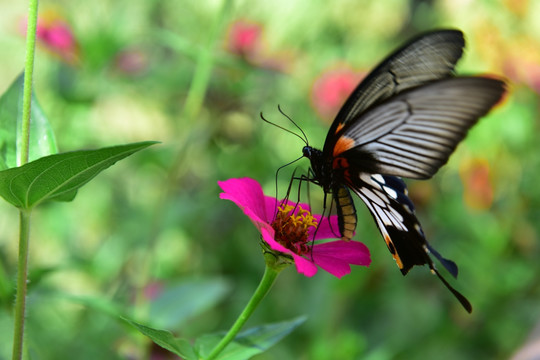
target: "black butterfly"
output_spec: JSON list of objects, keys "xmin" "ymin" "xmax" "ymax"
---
[{"xmin": 301, "ymin": 29, "xmax": 506, "ymax": 313}]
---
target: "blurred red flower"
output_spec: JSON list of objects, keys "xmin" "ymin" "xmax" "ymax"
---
[
  {"xmin": 459, "ymin": 158, "xmax": 494, "ymax": 210},
  {"xmin": 311, "ymin": 67, "xmax": 364, "ymax": 121},
  {"xmin": 503, "ymin": 57, "xmax": 540, "ymax": 94},
  {"xmin": 226, "ymin": 19, "xmax": 262, "ymax": 59},
  {"xmin": 19, "ymin": 11, "xmax": 79, "ymax": 65},
  {"xmin": 225, "ymin": 19, "xmax": 291, "ymax": 72},
  {"xmin": 113, "ymin": 48, "xmax": 149, "ymax": 76}
]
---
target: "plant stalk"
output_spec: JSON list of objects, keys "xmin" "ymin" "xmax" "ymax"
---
[
  {"xmin": 205, "ymin": 265, "xmax": 279, "ymax": 360},
  {"xmin": 20, "ymin": 0, "xmax": 39, "ymax": 166},
  {"xmin": 12, "ymin": 210, "xmax": 32, "ymax": 360},
  {"xmin": 181, "ymin": 0, "xmax": 233, "ymax": 121},
  {"xmin": 12, "ymin": 0, "xmax": 39, "ymax": 358}
]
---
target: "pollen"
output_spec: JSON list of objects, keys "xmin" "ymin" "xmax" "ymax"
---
[{"xmin": 271, "ymin": 203, "xmax": 318, "ymax": 255}]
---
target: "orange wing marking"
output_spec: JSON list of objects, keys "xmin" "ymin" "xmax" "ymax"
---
[
  {"xmin": 384, "ymin": 234, "xmax": 404, "ymax": 269},
  {"xmin": 333, "ymin": 136, "xmax": 355, "ymax": 157}
]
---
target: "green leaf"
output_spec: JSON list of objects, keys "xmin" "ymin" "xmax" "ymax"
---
[
  {"xmin": 0, "ymin": 141, "xmax": 157, "ymax": 209},
  {"xmin": 196, "ymin": 316, "xmax": 307, "ymax": 360},
  {"xmin": 149, "ymin": 278, "xmax": 231, "ymax": 329},
  {"xmin": 123, "ymin": 318, "xmax": 198, "ymax": 360},
  {"xmin": 0, "ymin": 72, "xmax": 57, "ymax": 170},
  {"xmin": 123, "ymin": 316, "xmax": 306, "ymax": 360}
]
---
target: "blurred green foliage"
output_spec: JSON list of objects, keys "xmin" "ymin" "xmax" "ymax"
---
[{"xmin": 0, "ymin": 0, "xmax": 539, "ymax": 359}]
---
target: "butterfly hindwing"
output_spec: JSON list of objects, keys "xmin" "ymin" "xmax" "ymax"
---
[
  {"xmin": 347, "ymin": 173, "xmax": 430, "ymax": 274},
  {"xmin": 347, "ymin": 174, "xmax": 472, "ymax": 312}
]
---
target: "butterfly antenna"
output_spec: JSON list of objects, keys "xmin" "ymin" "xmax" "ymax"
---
[
  {"xmin": 272, "ymin": 156, "xmax": 304, "ymax": 219},
  {"xmin": 277, "ymin": 105, "xmax": 309, "ymax": 145},
  {"xmin": 260, "ymin": 111, "xmax": 308, "ymax": 146}
]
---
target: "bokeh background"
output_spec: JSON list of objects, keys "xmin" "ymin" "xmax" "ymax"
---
[{"xmin": 0, "ymin": 0, "xmax": 539, "ymax": 359}]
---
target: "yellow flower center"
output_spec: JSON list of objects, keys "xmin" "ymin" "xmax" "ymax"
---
[{"xmin": 271, "ymin": 203, "xmax": 318, "ymax": 255}]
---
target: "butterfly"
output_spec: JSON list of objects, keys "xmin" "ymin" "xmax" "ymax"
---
[{"xmin": 301, "ymin": 29, "xmax": 506, "ymax": 313}]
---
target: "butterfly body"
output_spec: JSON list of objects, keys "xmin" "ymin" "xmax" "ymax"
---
[{"xmin": 301, "ymin": 30, "xmax": 507, "ymax": 313}]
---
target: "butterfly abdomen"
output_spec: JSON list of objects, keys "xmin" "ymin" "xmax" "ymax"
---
[{"xmin": 333, "ymin": 185, "xmax": 357, "ymax": 241}]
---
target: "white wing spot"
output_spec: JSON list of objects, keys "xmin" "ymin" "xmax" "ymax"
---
[
  {"xmin": 373, "ymin": 203, "xmax": 393, "ymax": 227},
  {"xmin": 360, "ymin": 173, "xmax": 374, "ymax": 184},
  {"xmin": 383, "ymin": 185, "xmax": 398, "ymax": 199},
  {"xmin": 403, "ymin": 203, "xmax": 413, "ymax": 214},
  {"xmin": 360, "ymin": 187, "xmax": 386, "ymax": 207},
  {"xmin": 372, "ymin": 174, "xmax": 384, "ymax": 184}
]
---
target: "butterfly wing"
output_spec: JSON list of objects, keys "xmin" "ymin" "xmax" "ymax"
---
[
  {"xmin": 303, "ymin": 30, "xmax": 505, "ymax": 312},
  {"xmin": 348, "ymin": 173, "xmax": 472, "ymax": 312},
  {"xmin": 324, "ymin": 29, "xmax": 465, "ymax": 154},
  {"xmin": 333, "ymin": 77, "xmax": 506, "ymax": 179}
]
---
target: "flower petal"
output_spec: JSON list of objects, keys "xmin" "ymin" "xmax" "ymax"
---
[
  {"xmin": 310, "ymin": 214, "xmax": 341, "ymax": 240},
  {"xmin": 291, "ymin": 253, "xmax": 318, "ymax": 277},
  {"xmin": 260, "ymin": 227, "xmax": 318, "ymax": 277},
  {"xmin": 311, "ymin": 240, "xmax": 371, "ymax": 278},
  {"xmin": 260, "ymin": 227, "xmax": 289, "ymax": 253},
  {"xmin": 218, "ymin": 178, "xmax": 269, "ymax": 228},
  {"xmin": 263, "ymin": 195, "xmax": 279, "ymax": 224}
]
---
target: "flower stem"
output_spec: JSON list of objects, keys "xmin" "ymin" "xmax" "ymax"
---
[
  {"xmin": 12, "ymin": 1, "xmax": 39, "ymax": 358},
  {"xmin": 20, "ymin": 0, "xmax": 39, "ymax": 166},
  {"xmin": 205, "ymin": 265, "xmax": 280, "ymax": 360},
  {"xmin": 181, "ymin": 0, "xmax": 232, "ymax": 121},
  {"xmin": 12, "ymin": 210, "xmax": 32, "ymax": 360}
]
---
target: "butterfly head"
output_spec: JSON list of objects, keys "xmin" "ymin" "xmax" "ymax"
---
[{"xmin": 302, "ymin": 145, "xmax": 313, "ymax": 159}]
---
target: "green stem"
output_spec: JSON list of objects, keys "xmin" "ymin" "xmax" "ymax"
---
[
  {"xmin": 12, "ymin": 1, "xmax": 39, "ymax": 358},
  {"xmin": 20, "ymin": 0, "xmax": 39, "ymax": 166},
  {"xmin": 205, "ymin": 265, "xmax": 280, "ymax": 360},
  {"xmin": 12, "ymin": 210, "xmax": 32, "ymax": 360},
  {"xmin": 181, "ymin": 0, "xmax": 232, "ymax": 121}
]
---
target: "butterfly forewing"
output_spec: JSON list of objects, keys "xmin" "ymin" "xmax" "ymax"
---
[
  {"xmin": 337, "ymin": 77, "xmax": 506, "ymax": 179},
  {"xmin": 325, "ymin": 30, "xmax": 465, "ymax": 154}
]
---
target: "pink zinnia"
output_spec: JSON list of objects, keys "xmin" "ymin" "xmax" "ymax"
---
[
  {"xmin": 226, "ymin": 20, "xmax": 262, "ymax": 58},
  {"xmin": 311, "ymin": 67, "xmax": 365, "ymax": 121},
  {"xmin": 19, "ymin": 13, "xmax": 79, "ymax": 65},
  {"xmin": 218, "ymin": 178, "xmax": 371, "ymax": 278},
  {"xmin": 225, "ymin": 19, "xmax": 291, "ymax": 72}
]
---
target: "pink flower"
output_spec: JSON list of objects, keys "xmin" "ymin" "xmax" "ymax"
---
[
  {"xmin": 311, "ymin": 67, "xmax": 365, "ymax": 121},
  {"xmin": 19, "ymin": 12, "xmax": 79, "ymax": 65},
  {"xmin": 218, "ymin": 178, "xmax": 371, "ymax": 278},
  {"xmin": 113, "ymin": 48, "xmax": 149, "ymax": 76},
  {"xmin": 459, "ymin": 158, "xmax": 494, "ymax": 210},
  {"xmin": 225, "ymin": 19, "xmax": 291, "ymax": 72},
  {"xmin": 226, "ymin": 20, "xmax": 262, "ymax": 58},
  {"xmin": 503, "ymin": 57, "xmax": 540, "ymax": 94}
]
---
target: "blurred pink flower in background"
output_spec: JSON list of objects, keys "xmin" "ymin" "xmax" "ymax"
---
[
  {"xmin": 142, "ymin": 281, "xmax": 164, "ymax": 301},
  {"xmin": 19, "ymin": 11, "xmax": 79, "ymax": 65},
  {"xmin": 226, "ymin": 19, "xmax": 262, "ymax": 59},
  {"xmin": 225, "ymin": 19, "xmax": 291, "ymax": 72},
  {"xmin": 311, "ymin": 66, "xmax": 364, "ymax": 121},
  {"xmin": 504, "ymin": 57, "xmax": 540, "ymax": 94},
  {"xmin": 460, "ymin": 158, "xmax": 494, "ymax": 210},
  {"xmin": 113, "ymin": 48, "xmax": 149, "ymax": 76}
]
